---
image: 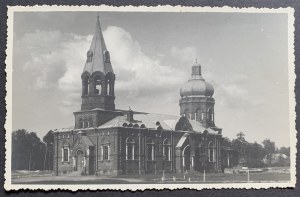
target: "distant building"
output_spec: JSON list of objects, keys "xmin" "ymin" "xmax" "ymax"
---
[
  {"xmin": 262, "ymin": 154, "xmax": 289, "ymax": 166},
  {"xmin": 53, "ymin": 16, "xmax": 229, "ymax": 176}
]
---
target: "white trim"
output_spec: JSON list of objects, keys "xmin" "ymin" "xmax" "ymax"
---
[
  {"xmin": 108, "ymin": 145, "xmax": 110, "ymax": 160},
  {"xmin": 61, "ymin": 148, "xmax": 63, "ymax": 162},
  {"xmin": 125, "ymin": 145, "xmax": 128, "ymax": 160},
  {"xmin": 100, "ymin": 145, "xmax": 103, "ymax": 161},
  {"xmin": 132, "ymin": 144, "xmax": 135, "ymax": 160}
]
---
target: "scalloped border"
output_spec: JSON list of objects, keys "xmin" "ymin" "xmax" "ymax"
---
[{"xmin": 4, "ymin": 5, "xmax": 296, "ymax": 191}]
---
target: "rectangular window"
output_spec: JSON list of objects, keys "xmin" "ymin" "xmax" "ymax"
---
[
  {"xmin": 103, "ymin": 146, "xmax": 109, "ymax": 160},
  {"xmin": 63, "ymin": 148, "xmax": 69, "ymax": 162},
  {"xmin": 147, "ymin": 146, "xmax": 153, "ymax": 160}
]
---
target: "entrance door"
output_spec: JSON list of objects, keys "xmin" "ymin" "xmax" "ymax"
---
[{"xmin": 76, "ymin": 150, "xmax": 84, "ymax": 174}]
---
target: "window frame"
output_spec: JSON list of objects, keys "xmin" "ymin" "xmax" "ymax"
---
[
  {"xmin": 208, "ymin": 141, "xmax": 216, "ymax": 162},
  {"xmin": 126, "ymin": 137, "xmax": 135, "ymax": 160},
  {"xmin": 146, "ymin": 139, "xmax": 155, "ymax": 161},
  {"xmin": 163, "ymin": 138, "xmax": 171, "ymax": 161},
  {"xmin": 62, "ymin": 147, "xmax": 70, "ymax": 162}
]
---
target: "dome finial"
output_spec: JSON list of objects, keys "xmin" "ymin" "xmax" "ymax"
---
[
  {"xmin": 97, "ymin": 12, "xmax": 100, "ymax": 21},
  {"xmin": 195, "ymin": 58, "xmax": 198, "ymax": 63}
]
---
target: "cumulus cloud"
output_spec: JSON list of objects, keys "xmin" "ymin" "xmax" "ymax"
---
[
  {"xmin": 15, "ymin": 26, "xmax": 192, "ymax": 112},
  {"xmin": 104, "ymin": 26, "xmax": 186, "ymax": 98},
  {"xmin": 18, "ymin": 30, "xmax": 90, "ymax": 92}
]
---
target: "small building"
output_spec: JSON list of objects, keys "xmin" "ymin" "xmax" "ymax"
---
[
  {"xmin": 262, "ymin": 154, "xmax": 290, "ymax": 166},
  {"xmin": 53, "ymin": 16, "xmax": 225, "ymax": 176}
]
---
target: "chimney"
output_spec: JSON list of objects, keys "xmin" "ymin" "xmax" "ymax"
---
[{"xmin": 126, "ymin": 108, "xmax": 134, "ymax": 122}]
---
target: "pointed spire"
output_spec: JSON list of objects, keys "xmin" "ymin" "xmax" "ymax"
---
[{"xmin": 83, "ymin": 14, "xmax": 113, "ymax": 75}]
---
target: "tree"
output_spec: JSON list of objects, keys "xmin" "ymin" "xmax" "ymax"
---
[
  {"xmin": 12, "ymin": 129, "xmax": 45, "ymax": 171},
  {"xmin": 262, "ymin": 139, "xmax": 276, "ymax": 166},
  {"xmin": 236, "ymin": 132, "xmax": 245, "ymax": 142},
  {"xmin": 43, "ymin": 130, "xmax": 54, "ymax": 170},
  {"xmin": 278, "ymin": 147, "xmax": 290, "ymax": 157},
  {"xmin": 232, "ymin": 132, "xmax": 247, "ymax": 166},
  {"xmin": 245, "ymin": 142, "xmax": 265, "ymax": 167}
]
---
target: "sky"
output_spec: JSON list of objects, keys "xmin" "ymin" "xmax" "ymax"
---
[{"xmin": 11, "ymin": 11, "xmax": 291, "ymax": 147}]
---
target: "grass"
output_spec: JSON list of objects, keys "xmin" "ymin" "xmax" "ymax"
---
[{"xmin": 11, "ymin": 168, "xmax": 291, "ymax": 184}]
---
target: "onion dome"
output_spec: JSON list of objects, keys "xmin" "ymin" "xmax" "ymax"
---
[{"xmin": 180, "ymin": 61, "xmax": 214, "ymax": 97}]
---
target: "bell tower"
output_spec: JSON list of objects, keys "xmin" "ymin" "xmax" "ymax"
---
[{"xmin": 81, "ymin": 15, "xmax": 115, "ymax": 111}]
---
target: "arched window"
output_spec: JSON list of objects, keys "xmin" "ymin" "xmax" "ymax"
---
[
  {"xmin": 126, "ymin": 137, "xmax": 135, "ymax": 160},
  {"xmin": 82, "ymin": 76, "xmax": 89, "ymax": 95},
  {"xmin": 62, "ymin": 147, "xmax": 70, "ymax": 162},
  {"xmin": 79, "ymin": 119, "xmax": 84, "ymax": 129},
  {"xmin": 107, "ymin": 78, "xmax": 110, "ymax": 95},
  {"xmin": 195, "ymin": 109, "xmax": 200, "ymax": 121},
  {"xmin": 147, "ymin": 139, "xmax": 155, "ymax": 161},
  {"xmin": 207, "ymin": 108, "xmax": 214, "ymax": 124},
  {"xmin": 84, "ymin": 120, "xmax": 89, "ymax": 128},
  {"xmin": 201, "ymin": 113, "xmax": 205, "ymax": 121},
  {"xmin": 100, "ymin": 144, "xmax": 110, "ymax": 160},
  {"xmin": 193, "ymin": 113, "xmax": 197, "ymax": 120},
  {"xmin": 163, "ymin": 139, "xmax": 171, "ymax": 161},
  {"xmin": 86, "ymin": 50, "xmax": 93, "ymax": 63},
  {"xmin": 94, "ymin": 75, "xmax": 102, "ymax": 95},
  {"xmin": 208, "ymin": 141, "xmax": 216, "ymax": 162},
  {"xmin": 103, "ymin": 51, "xmax": 110, "ymax": 63}
]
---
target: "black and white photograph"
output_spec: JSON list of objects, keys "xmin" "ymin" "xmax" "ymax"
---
[{"xmin": 4, "ymin": 6, "xmax": 296, "ymax": 190}]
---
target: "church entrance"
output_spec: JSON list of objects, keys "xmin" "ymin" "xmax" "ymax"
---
[{"xmin": 76, "ymin": 150, "xmax": 85, "ymax": 174}]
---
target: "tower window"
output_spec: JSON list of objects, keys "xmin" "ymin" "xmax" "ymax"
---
[
  {"xmin": 94, "ymin": 75, "xmax": 102, "ymax": 95},
  {"xmin": 82, "ymin": 76, "xmax": 89, "ymax": 95},
  {"xmin": 84, "ymin": 120, "xmax": 89, "ymax": 128},
  {"xmin": 201, "ymin": 113, "xmax": 204, "ymax": 121},
  {"xmin": 86, "ymin": 50, "xmax": 93, "ymax": 63},
  {"xmin": 104, "ymin": 51, "xmax": 110, "ymax": 63},
  {"xmin": 107, "ymin": 79, "xmax": 111, "ymax": 95},
  {"xmin": 80, "ymin": 119, "xmax": 84, "ymax": 128}
]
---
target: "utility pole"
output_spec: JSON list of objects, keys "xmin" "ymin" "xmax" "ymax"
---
[{"xmin": 43, "ymin": 143, "xmax": 48, "ymax": 171}]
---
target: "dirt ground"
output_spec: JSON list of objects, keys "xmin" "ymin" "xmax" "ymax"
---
[{"xmin": 11, "ymin": 170, "xmax": 290, "ymax": 184}]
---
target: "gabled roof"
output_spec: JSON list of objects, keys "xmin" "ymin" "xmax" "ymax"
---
[
  {"xmin": 98, "ymin": 112, "xmax": 219, "ymax": 134},
  {"xmin": 81, "ymin": 136, "xmax": 94, "ymax": 147},
  {"xmin": 83, "ymin": 15, "xmax": 113, "ymax": 75},
  {"xmin": 176, "ymin": 133, "xmax": 189, "ymax": 148}
]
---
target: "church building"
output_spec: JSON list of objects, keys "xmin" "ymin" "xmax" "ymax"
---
[{"xmin": 53, "ymin": 16, "xmax": 228, "ymax": 176}]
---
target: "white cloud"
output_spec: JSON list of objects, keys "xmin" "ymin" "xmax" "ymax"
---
[
  {"xmin": 18, "ymin": 30, "xmax": 90, "ymax": 92},
  {"xmin": 170, "ymin": 46, "xmax": 197, "ymax": 64},
  {"xmin": 16, "ymin": 27, "xmax": 190, "ymax": 111},
  {"xmin": 104, "ymin": 26, "xmax": 185, "ymax": 97}
]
